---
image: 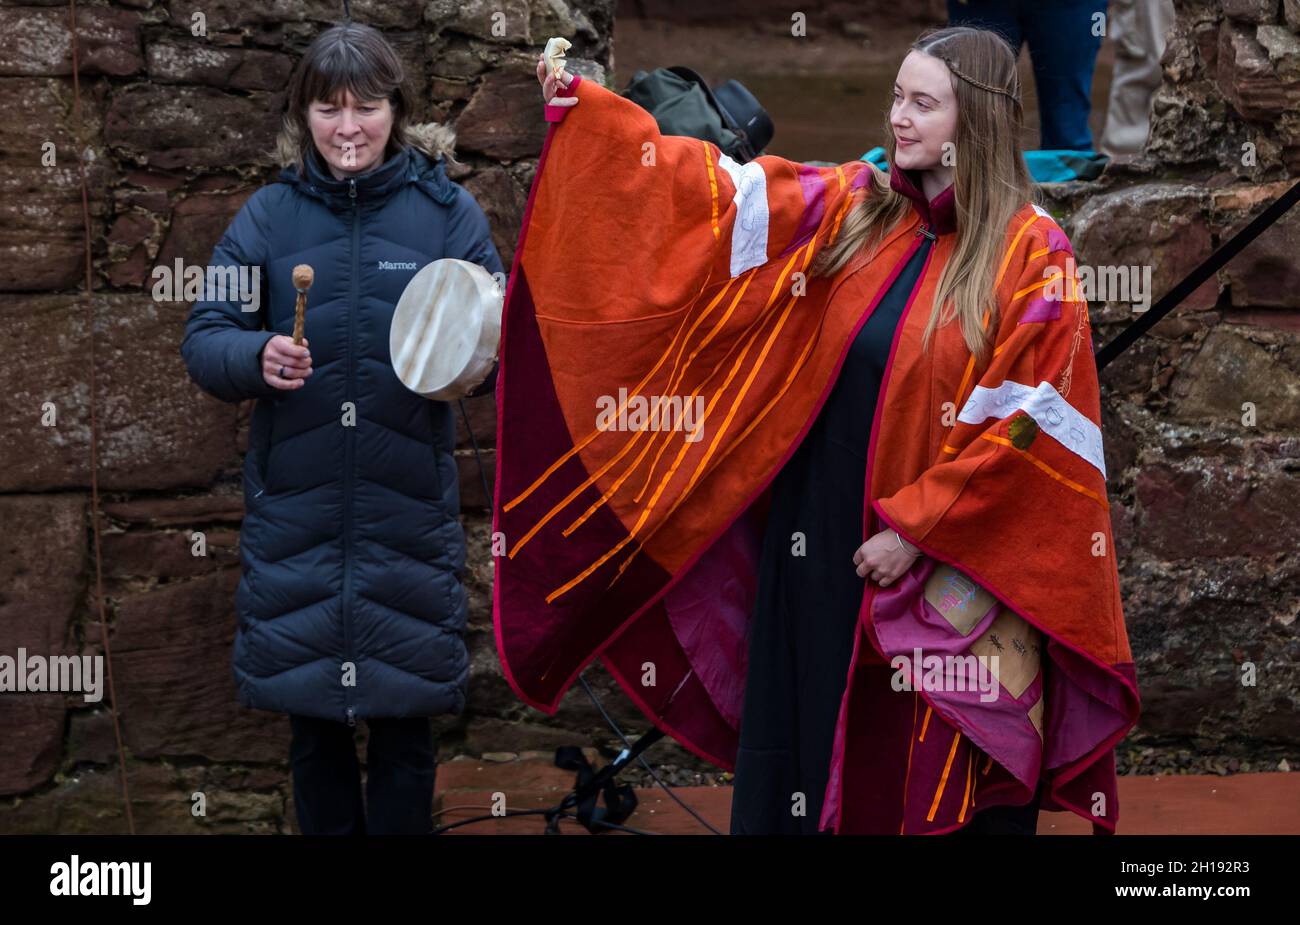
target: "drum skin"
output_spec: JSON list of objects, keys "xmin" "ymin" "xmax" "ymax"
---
[{"xmin": 390, "ymin": 258, "xmax": 502, "ymax": 401}]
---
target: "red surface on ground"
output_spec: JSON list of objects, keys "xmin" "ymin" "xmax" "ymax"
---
[{"xmin": 433, "ymin": 757, "xmax": 1300, "ymax": 835}]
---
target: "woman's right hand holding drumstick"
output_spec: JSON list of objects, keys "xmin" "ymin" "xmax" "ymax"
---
[
  {"xmin": 263, "ymin": 263, "xmax": 315, "ymax": 390},
  {"xmin": 261, "ymin": 335, "xmax": 313, "ymax": 390}
]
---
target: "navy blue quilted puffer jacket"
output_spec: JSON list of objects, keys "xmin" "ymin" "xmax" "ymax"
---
[{"xmin": 180, "ymin": 142, "xmax": 503, "ymax": 725}]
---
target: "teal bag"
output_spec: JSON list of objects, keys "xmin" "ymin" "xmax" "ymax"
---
[{"xmin": 857, "ymin": 146, "xmax": 1108, "ymax": 183}]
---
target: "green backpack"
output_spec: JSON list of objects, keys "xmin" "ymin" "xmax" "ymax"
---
[{"xmin": 620, "ymin": 66, "xmax": 774, "ymax": 164}]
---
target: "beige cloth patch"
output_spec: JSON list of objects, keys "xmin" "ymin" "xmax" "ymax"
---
[
  {"xmin": 1028, "ymin": 695, "xmax": 1045, "ymax": 740},
  {"xmin": 969, "ymin": 608, "xmax": 1042, "ymax": 699},
  {"xmin": 924, "ymin": 563, "xmax": 999, "ymax": 636}
]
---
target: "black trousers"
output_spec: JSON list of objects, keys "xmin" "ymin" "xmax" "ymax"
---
[
  {"xmin": 288, "ymin": 715, "xmax": 438, "ymax": 835},
  {"xmin": 947, "ymin": 780, "xmax": 1045, "ymax": 835}
]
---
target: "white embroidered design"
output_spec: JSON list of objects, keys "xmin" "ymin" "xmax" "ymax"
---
[
  {"xmin": 1056, "ymin": 303, "xmax": 1087, "ymax": 399},
  {"xmin": 957, "ymin": 379, "xmax": 1107, "ymax": 479}
]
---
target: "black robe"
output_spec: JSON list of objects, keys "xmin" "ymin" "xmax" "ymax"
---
[{"xmin": 728, "ymin": 232, "xmax": 1042, "ymax": 835}]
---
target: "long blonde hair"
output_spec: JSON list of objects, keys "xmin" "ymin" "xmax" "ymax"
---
[{"xmin": 812, "ymin": 26, "xmax": 1036, "ymax": 365}]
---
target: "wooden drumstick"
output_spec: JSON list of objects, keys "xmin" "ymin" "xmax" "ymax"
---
[{"xmin": 292, "ymin": 264, "xmax": 313, "ymax": 346}]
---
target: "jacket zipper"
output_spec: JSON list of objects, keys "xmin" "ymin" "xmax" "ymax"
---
[{"xmin": 343, "ymin": 177, "xmax": 359, "ymax": 728}]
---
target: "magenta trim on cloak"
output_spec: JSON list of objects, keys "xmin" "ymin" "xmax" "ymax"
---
[{"xmin": 492, "ymin": 80, "xmax": 577, "ymax": 715}]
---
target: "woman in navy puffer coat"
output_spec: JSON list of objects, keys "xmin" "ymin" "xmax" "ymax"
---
[{"xmin": 180, "ymin": 22, "xmax": 503, "ymax": 834}]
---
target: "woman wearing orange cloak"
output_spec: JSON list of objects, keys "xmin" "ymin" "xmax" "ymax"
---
[{"xmin": 493, "ymin": 26, "xmax": 1140, "ymax": 835}]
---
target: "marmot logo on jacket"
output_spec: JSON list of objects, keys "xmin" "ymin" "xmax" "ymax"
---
[{"xmin": 378, "ymin": 260, "xmax": 419, "ymax": 270}]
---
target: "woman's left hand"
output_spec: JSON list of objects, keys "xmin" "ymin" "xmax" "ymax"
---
[
  {"xmin": 537, "ymin": 55, "xmax": 577, "ymax": 108},
  {"xmin": 853, "ymin": 529, "xmax": 920, "ymax": 587}
]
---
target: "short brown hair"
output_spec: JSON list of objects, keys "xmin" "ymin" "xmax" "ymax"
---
[{"xmin": 280, "ymin": 22, "xmax": 415, "ymax": 171}]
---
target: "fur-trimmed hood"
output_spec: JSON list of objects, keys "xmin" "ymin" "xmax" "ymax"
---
[
  {"xmin": 273, "ymin": 118, "xmax": 459, "ymax": 169},
  {"xmin": 274, "ymin": 119, "xmax": 462, "ymax": 210}
]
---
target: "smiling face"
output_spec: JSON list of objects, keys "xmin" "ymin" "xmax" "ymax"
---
[
  {"xmin": 307, "ymin": 90, "xmax": 394, "ymax": 180},
  {"xmin": 890, "ymin": 50, "xmax": 959, "ymax": 174}
]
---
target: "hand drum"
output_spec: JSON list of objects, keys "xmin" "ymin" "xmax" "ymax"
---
[{"xmin": 389, "ymin": 258, "xmax": 503, "ymax": 401}]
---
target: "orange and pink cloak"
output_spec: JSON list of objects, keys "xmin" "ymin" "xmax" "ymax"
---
[{"xmin": 492, "ymin": 75, "xmax": 1139, "ymax": 834}]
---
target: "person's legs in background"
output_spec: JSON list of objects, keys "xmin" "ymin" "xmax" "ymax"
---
[
  {"xmin": 364, "ymin": 716, "xmax": 438, "ymax": 835},
  {"xmin": 1021, "ymin": 0, "xmax": 1108, "ymax": 150},
  {"xmin": 950, "ymin": 0, "xmax": 1108, "ymax": 151},
  {"xmin": 947, "ymin": 0, "xmax": 1025, "ymax": 67},
  {"xmin": 1099, "ymin": 0, "xmax": 1176, "ymax": 156},
  {"xmin": 289, "ymin": 714, "xmax": 367, "ymax": 835}
]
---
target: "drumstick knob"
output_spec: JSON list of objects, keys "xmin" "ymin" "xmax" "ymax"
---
[{"xmin": 291, "ymin": 264, "xmax": 313, "ymax": 346}]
